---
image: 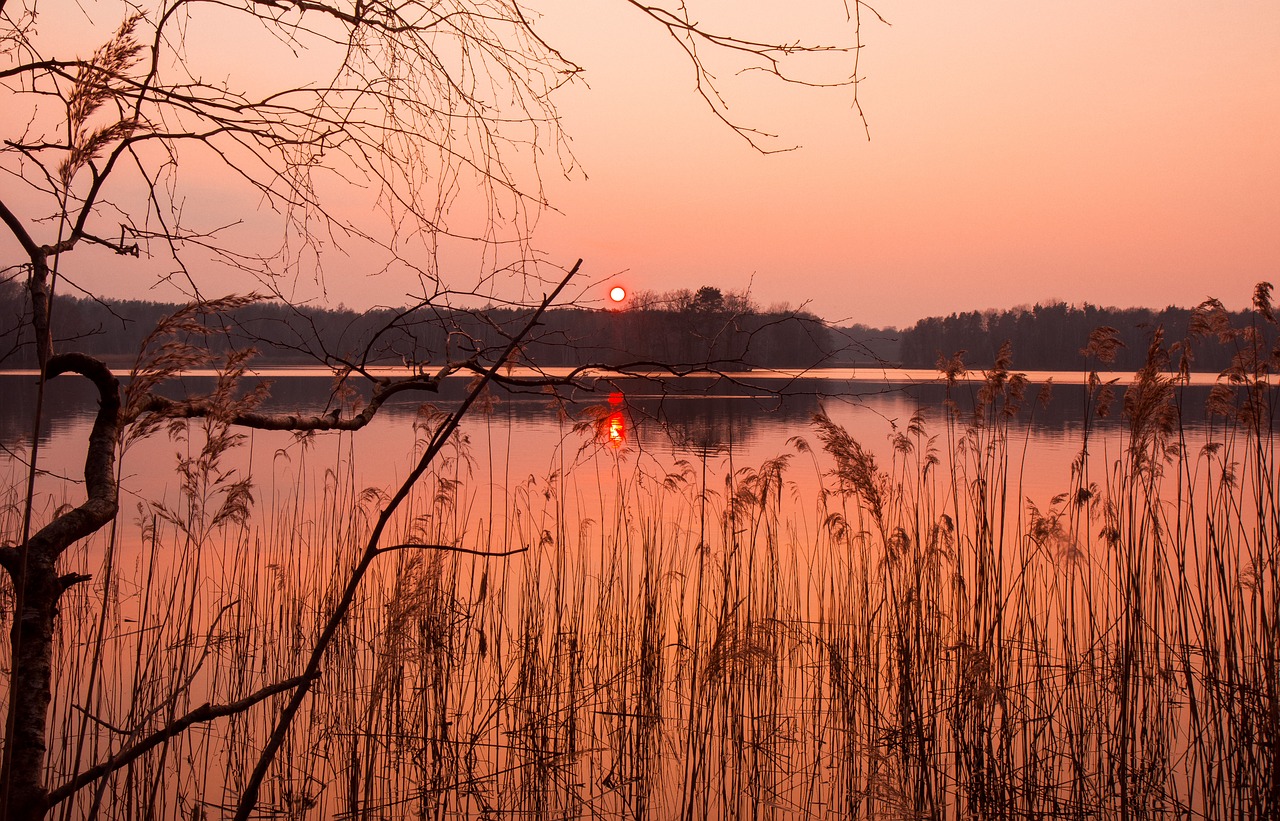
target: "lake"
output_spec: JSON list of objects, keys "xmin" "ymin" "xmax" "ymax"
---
[
  {"xmin": 1, "ymin": 366, "xmax": 1275, "ymax": 819},
  {"xmin": 0, "ymin": 365, "xmax": 1226, "ymax": 517}
]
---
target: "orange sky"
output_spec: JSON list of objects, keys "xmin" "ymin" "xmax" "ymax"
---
[
  {"xmin": 6, "ymin": 1, "xmax": 1279, "ymax": 329},
  {"xmin": 529, "ymin": 1, "xmax": 1280, "ymax": 327}
]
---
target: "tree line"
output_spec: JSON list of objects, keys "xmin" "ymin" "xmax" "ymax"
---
[
  {"xmin": 11, "ymin": 280, "xmax": 1275, "ymax": 376},
  {"xmin": 898, "ymin": 299, "xmax": 1279, "ymax": 372},
  {"xmin": 0, "ymin": 280, "xmax": 853, "ymax": 372}
]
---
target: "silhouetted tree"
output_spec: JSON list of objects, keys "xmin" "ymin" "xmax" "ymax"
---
[
  {"xmin": 0, "ymin": 2, "xmax": 872, "ymax": 818},
  {"xmin": 898, "ymin": 301, "xmax": 1277, "ymax": 372}
]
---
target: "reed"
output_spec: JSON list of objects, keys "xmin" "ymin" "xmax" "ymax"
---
[{"xmin": 3, "ymin": 300, "xmax": 1277, "ymax": 819}]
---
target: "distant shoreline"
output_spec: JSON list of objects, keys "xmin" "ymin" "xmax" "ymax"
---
[{"xmin": 0, "ymin": 365, "xmax": 1246, "ymax": 387}]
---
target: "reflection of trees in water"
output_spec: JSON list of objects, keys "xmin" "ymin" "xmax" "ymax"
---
[
  {"xmin": 245, "ymin": 373, "xmax": 828, "ymax": 455},
  {"xmin": 631, "ymin": 394, "xmax": 821, "ymax": 455},
  {"xmin": 0, "ymin": 373, "xmax": 1242, "ymax": 456},
  {"xmin": 0, "ymin": 375, "xmax": 97, "ymax": 448},
  {"xmin": 600, "ymin": 378, "xmax": 1235, "ymax": 456},
  {"xmin": 896, "ymin": 379, "xmax": 1225, "ymax": 433}
]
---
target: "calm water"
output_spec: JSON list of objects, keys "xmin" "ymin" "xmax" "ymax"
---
[{"xmin": 0, "ymin": 366, "xmax": 1225, "ymax": 518}]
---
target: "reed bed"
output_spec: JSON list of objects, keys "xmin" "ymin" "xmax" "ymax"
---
[{"xmin": 3, "ymin": 327, "xmax": 1278, "ymax": 819}]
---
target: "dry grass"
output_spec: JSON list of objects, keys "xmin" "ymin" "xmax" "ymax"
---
[{"xmin": 2, "ymin": 299, "xmax": 1278, "ymax": 819}]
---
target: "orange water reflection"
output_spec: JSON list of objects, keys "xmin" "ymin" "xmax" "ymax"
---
[{"xmin": 604, "ymin": 391, "xmax": 625, "ymax": 448}]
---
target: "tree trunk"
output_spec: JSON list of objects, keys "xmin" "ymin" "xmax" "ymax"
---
[
  {"xmin": 1, "ymin": 354, "xmax": 119, "ymax": 821},
  {"xmin": 25, "ymin": 256, "xmax": 52, "ymax": 371},
  {"xmin": 3, "ymin": 560, "xmax": 69, "ymax": 820}
]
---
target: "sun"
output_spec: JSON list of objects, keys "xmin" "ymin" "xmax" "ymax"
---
[{"xmin": 609, "ymin": 286, "xmax": 626, "ymax": 303}]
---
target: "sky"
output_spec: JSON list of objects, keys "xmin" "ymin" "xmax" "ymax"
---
[
  {"xmin": 527, "ymin": 1, "xmax": 1280, "ymax": 327},
  {"xmin": 6, "ymin": 1, "xmax": 1280, "ymax": 329}
]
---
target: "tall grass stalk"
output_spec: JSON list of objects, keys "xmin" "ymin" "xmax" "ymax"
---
[{"xmin": 3, "ymin": 308, "xmax": 1278, "ymax": 818}]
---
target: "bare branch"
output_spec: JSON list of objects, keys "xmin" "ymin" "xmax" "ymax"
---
[
  {"xmin": 232, "ymin": 258, "xmax": 580, "ymax": 820},
  {"xmin": 45, "ymin": 674, "xmax": 313, "ymax": 807},
  {"xmin": 371, "ymin": 543, "xmax": 529, "ymax": 557},
  {"xmin": 18, "ymin": 354, "xmax": 120, "ymax": 561}
]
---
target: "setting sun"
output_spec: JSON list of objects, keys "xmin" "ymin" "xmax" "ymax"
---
[{"xmin": 609, "ymin": 286, "xmax": 626, "ymax": 302}]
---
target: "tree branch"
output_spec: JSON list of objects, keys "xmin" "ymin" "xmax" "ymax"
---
[
  {"xmin": 0, "ymin": 198, "xmax": 40, "ymax": 260},
  {"xmin": 45, "ymin": 674, "xmax": 313, "ymax": 807},
  {"xmin": 231, "ymin": 258, "xmax": 580, "ymax": 820},
  {"xmin": 371, "ymin": 543, "xmax": 529, "ymax": 558},
  {"xmin": 20, "ymin": 354, "xmax": 120, "ymax": 561}
]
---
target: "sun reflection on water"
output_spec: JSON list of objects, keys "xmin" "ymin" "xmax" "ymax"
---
[{"xmin": 605, "ymin": 391, "xmax": 625, "ymax": 447}]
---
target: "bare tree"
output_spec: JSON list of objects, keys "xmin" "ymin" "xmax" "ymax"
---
[{"xmin": 0, "ymin": 1, "xmax": 872, "ymax": 817}]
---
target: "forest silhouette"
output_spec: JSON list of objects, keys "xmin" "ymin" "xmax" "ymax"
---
[{"xmin": 5, "ymin": 280, "xmax": 1270, "ymax": 373}]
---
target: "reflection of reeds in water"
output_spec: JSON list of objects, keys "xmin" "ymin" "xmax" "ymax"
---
[{"xmin": 5, "ymin": 301, "xmax": 1280, "ymax": 819}]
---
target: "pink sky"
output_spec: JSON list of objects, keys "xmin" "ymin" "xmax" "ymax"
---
[
  {"xmin": 529, "ymin": 1, "xmax": 1280, "ymax": 327},
  {"xmin": 7, "ymin": 1, "xmax": 1279, "ymax": 329}
]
